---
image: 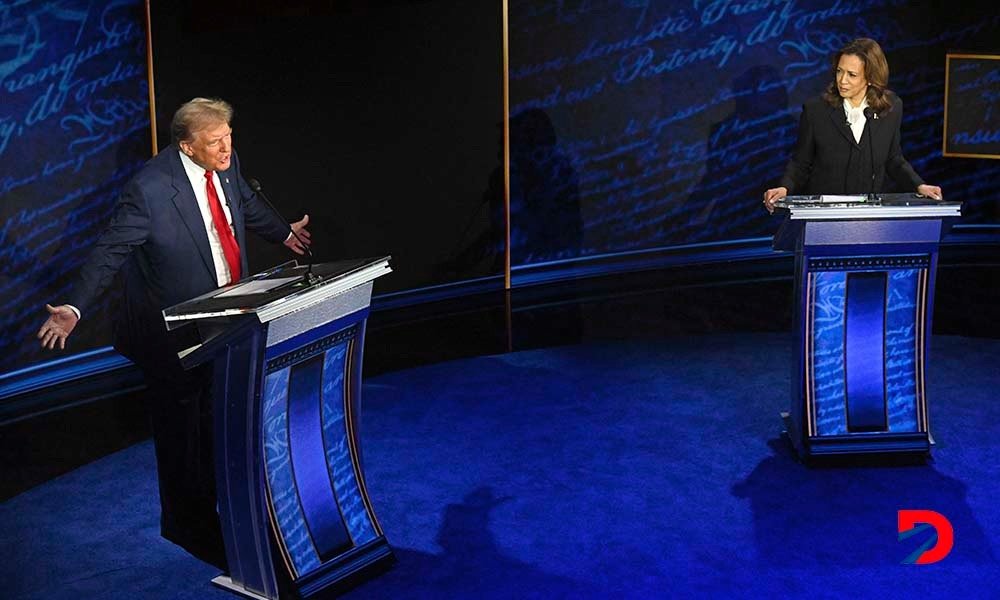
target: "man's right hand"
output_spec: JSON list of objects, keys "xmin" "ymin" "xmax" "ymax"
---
[{"xmin": 37, "ymin": 304, "xmax": 79, "ymax": 350}]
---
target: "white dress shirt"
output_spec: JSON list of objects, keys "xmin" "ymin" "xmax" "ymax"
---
[
  {"xmin": 179, "ymin": 150, "xmax": 237, "ymax": 287},
  {"xmin": 844, "ymin": 97, "xmax": 869, "ymax": 144}
]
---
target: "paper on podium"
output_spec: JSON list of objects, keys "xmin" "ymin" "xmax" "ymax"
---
[
  {"xmin": 215, "ymin": 276, "xmax": 301, "ymax": 297},
  {"xmin": 818, "ymin": 195, "xmax": 867, "ymax": 203}
]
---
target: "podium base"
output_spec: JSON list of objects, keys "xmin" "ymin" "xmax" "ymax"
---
[
  {"xmin": 778, "ymin": 412, "xmax": 930, "ymax": 459},
  {"xmin": 211, "ymin": 575, "xmax": 270, "ymax": 600}
]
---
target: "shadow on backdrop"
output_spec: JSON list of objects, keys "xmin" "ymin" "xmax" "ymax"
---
[
  {"xmin": 444, "ymin": 108, "xmax": 586, "ymax": 277},
  {"xmin": 687, "ymin": 65, "xmax": 796, "ymax": 242},
  {"xmin": 508, "ymin": 109, "xmax": 583, "ymax": 266}
]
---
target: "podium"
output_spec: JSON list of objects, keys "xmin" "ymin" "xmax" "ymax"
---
[
  {"xmin": 163, "ymin": 257, "xmax": 394, "ymax": 599},
  {"xmin": 772, "ymin": 194, "xmax": 961, "ymax": 458}
]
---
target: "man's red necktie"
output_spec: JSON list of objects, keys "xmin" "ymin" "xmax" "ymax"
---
[{"xmin": 205, "ymin": 170, "xmax": 241, "ymax": 284}]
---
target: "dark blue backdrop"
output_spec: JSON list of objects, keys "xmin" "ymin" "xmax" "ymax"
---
[
  {"xmin": 507, "ymin": 0, "xmax": 1000, "ymax": 265},
  {"xmin": 0, "ymin": 0, "xmax": 150, "ymax": 373},
  {"xmin": 3, "ymin": 1, "xmax": 998, "ymax": 376}
]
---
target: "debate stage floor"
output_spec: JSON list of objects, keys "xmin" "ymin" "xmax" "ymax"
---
[{"xmin": 4, "ymin": 333, "xmax": 999, "ymax": 599}]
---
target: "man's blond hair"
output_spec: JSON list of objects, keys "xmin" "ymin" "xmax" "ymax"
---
[{"xmin": 170, "ymin": 97, "xmax": 233, "ymax": 143}]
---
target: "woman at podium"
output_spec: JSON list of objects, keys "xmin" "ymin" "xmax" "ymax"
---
[{"xmin": 763, "ymin": 38, "xmax": 942, "ymax": 212}]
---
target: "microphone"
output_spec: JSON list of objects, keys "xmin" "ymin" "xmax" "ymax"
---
[
  {"xmin": 863, "ymin": 107, "xmax": 878, "ymax": 203},
  {"xmin": 841, "ymin": 107, "xmax": 855, "ymax": 194},
  {"xmin": 246, "ymin": 178, "xmax": 320, "ymax": 284}
]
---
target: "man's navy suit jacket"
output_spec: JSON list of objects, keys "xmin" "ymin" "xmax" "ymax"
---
[
  {"xmin": 69, "ymin": 145, "xmax": 290, "ymax": 369},
  {"xmin": 779, "ymin": 93, "xmax": 924, "ymax": 195}
]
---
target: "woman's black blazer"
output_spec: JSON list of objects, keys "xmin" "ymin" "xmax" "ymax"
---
[{"xmin": 779, "ymin": 93, "xmax": 923, "ymax": 195}]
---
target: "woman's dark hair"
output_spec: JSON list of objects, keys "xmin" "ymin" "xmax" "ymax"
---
[{"xmin": 823, "ymin": 38, "xmax": 893, "ymax": 113}]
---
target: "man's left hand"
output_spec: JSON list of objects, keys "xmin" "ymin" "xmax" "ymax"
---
[{"xmin": 285, "ymin": 214, "xmax": 312, "ymax": 255}]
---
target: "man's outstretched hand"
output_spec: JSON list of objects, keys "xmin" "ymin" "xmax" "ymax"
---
[
  {"xmin": 284, "ymin": 214, "xmax": 312, "ymax": 255},
  {"xmin": 37, "ymin": 304, "xmax": 79, "ymax": 350}
]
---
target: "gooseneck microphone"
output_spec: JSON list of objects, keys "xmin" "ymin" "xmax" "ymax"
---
[
  {"xmin": 246, "ymin": 178, "xmax": 320, "ymax": 284},
  {"xmin": 863, "ymin": 107, "xmax": 878, "ymax": 203},
  {"xmin": 842, "ymin": 111, "xmax": 855, "ymax": 196}
]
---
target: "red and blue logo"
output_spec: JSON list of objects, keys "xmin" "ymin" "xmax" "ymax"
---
[{"xmin": 898, "ymin": 510, "xmax": 953, "ymax": 565}]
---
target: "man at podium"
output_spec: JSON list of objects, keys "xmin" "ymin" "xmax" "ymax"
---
[
  {"xmin": 762, "ymin": 38, "xmax": 942, "ymax": 212},
  {"xmin": 35, "ymin": 97, "xmax": 311, "ymax": 568}
]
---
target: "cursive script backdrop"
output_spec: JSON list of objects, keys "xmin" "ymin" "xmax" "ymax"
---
[
  {"xmin": 507, "ymin": 1, "xmax": 1000, "ymax": 266},
  {"xmin": 944, "ymin": 54, "xmax": 1000, "ymax": 158},
  {"xmin": 0, "ymin": 0, "xmax": 151, "ymax": 373},
  {"xmin": 4, "ymin": 1, "xmax": 998, "ymax": 376}
]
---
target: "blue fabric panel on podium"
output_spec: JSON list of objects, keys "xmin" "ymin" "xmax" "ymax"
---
[
  {"xmin": 262, "ymin": 368, "xmax": 322, "ymax": 576},
  {"xmin": 322, "ymin": 343, "xmax": 379, "ymax": 546},
  {"xmin": 812, "ymin": 272, "xmax": 848, "ymax": 436},
  {"xmin": 886, "ymin": 269, "xmax": 920, "ymax": 432},
  {"xmin": 845, "ymin": 272, "xmax": 888, "ymax": 432},
  {"xmin": 288, "ymin": 356, "xmax": 353, "ymax": 561}
]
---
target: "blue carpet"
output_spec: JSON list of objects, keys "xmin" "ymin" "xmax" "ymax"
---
[{"xmin": 3, "ymin": 333, "xmax": 999, "ymax": 599}]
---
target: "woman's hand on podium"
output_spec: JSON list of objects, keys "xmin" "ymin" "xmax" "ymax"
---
[
  {"xmin": 763, "ymin": 187, "xmax": 788, "ymax": 213},
  {"xmin": 916, "ymin": 184, "xmax": 943, "ymax": 200},
  {"xmin": 37, "ymin": 304, "xmax": 79, "ymax": 350}
]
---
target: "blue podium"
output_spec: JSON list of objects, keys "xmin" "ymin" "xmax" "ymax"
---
[
  {"xmin": 164, "ymin": 257, "xmax": 394, "ymax": 599},
  {"xmin": 772, "ymin": 195, "xmax": 961, "ymax": 458}
]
